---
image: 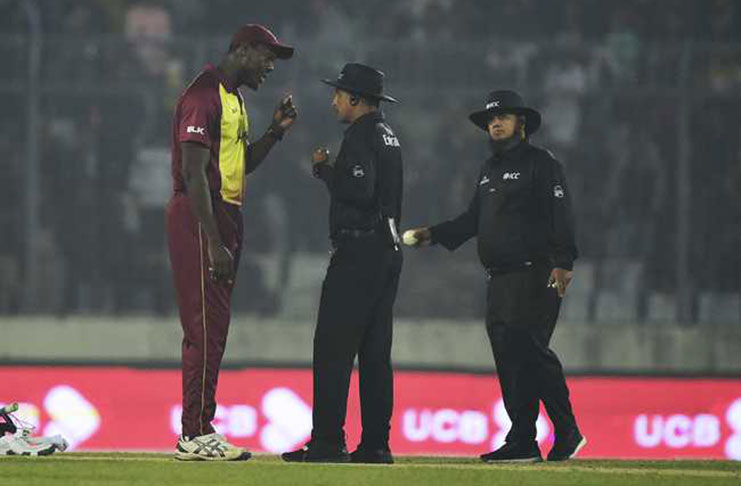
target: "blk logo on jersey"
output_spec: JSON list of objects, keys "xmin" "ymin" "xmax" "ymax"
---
[
  {"xmin": 352, "ymin": 165, "xmax": 365, "ymax": 178},
  {"xmin": 554, "ymin": 185, "xmax": 565, "ymax": 198},
  {"xmin": 502, "ymin": 172, "xmax": 520, "ymax": 180},
  {"xmin": 186, "ymin": 126, "xmax": 205, "ymax": 135}
]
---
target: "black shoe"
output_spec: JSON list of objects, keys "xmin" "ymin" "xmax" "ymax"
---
[
  {"xmin": 479, "ymin": 441, "xmax": 543, "ymax": 463},
  {"xmin": 281, "ymin": 445, "xmax": 309, "ymax": 462},
  {"xmin": 547, "ymin": 430, "xmax": 587, "ymax": 461},
  {"xmin": 350, "ymin": 445, "xmax": 394, "ymax": 464},
  {"xmin": 281, "ymin": 441, "xmax": 351, "ymax": 463}
]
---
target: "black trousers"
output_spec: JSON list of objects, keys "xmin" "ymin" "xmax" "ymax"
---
[
  {"xmin": 311, "ymin": 234, "xmax": 403, "ymax": 448},
  {"xmin": 485, "ymin": 263, "xmax": 578, "ymax": 445}
]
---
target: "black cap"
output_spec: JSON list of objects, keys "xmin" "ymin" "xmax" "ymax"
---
[
  {"xmin": 469, "ymin": 90, "xmax": 541, "ymax": 135},
  {"xmin": 322, "ymin": 63, "xmax": 398, "ymax": 103}
]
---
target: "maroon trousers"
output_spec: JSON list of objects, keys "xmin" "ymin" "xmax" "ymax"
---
[{"xmin": 166, "ymin": 193, "xmax": 243, "ymax": 437}]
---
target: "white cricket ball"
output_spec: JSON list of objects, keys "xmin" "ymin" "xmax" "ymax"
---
[{"xmin": 402, "ymin": 230, "xmax": 418, "ymax": 246}]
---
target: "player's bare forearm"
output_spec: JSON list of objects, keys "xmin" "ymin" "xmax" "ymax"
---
[
  {"xmin": 184, "ymin": 172, "xmax": 221, "ymax": 245},
  {"xmin": 246, "ymin": 94, "xmax": 297, "ymax": 175},
  {"xmin": 182, "ymin": 142, "xmax": 235, "ymax": 283},
  {"xmin": 181, "ymin": 142, "xmax": 222, "ymax": 247},
  {"xmin": 245, "ymin": 134, "xmax": 279, "ymax": 174}
]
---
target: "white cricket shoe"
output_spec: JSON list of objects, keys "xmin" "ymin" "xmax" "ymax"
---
[
  {"xmin": 0, "ymin": 402, "xmax": 68, "ymax": 456},
  {"xmin": 0, "ymin": 434, "xmax": 57, "ymax": 456},
  {"xmin": 24, "ymin": 432, "xmax": 69, "ymax": 452},
  {"xmin": 174, "ymin": 433, "xmax": 250, "ymax": 461}
]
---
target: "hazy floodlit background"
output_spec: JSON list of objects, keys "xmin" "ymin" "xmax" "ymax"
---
[{"xmin": 0, "ymin": 0, "xmax": 740, "ymax": 477}]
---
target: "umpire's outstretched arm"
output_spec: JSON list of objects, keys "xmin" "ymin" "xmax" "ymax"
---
[{"xmin": 428, "ymin": 179, "xmax": 480, "ymax": 251}]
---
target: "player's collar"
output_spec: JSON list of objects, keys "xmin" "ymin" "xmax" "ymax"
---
[{"xmin": 208, "ymin": 64, "xmax": 239, "ymax": 93}]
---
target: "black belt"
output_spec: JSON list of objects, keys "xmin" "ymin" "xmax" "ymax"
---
[
  {"xmin": 485, "ymin": 260, "xmax": 535, "ymax": 276},
  {"xmin": 333, "ymin": 228, "xmax": 377, "ymax": 238},
  {"xmin": 330, "ymin": 228, "xmax": 378, "ymax": 249}
]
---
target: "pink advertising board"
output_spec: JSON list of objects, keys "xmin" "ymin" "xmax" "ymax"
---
[{"xmin": 1, "ymin": 367, "xmax": 739, "ymax": 460}]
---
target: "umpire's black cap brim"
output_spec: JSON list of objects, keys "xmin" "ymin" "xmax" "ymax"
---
[
  {"xmin": 469, "ymin": 107, "xmax": 541, "ymax": 134},
  {"xmin": 321, "ymin": 79, "xmax": 399, "ymax": 103}
]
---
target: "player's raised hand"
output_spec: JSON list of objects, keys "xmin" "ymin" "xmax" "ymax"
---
[
  {"xmin": 402, "ymin": 227, "xmax": 432, "ymax": 248},
  {"xmin": 272, "ymin": 94, "xmax": 297, "ymax": 133}
]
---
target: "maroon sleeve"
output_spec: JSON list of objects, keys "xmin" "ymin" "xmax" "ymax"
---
[{"xmin": 177, "ymin": 84, "xmax": 218, "ymax": 149}]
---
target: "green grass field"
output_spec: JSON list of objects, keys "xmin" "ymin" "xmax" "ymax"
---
[{"xmin": 1, "ymin": 453, "xmax": 739, "ymax": 486}]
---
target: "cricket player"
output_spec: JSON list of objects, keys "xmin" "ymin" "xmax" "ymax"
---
[{"xmin": 166, "ymin": 24, "xmax": 296, "ymax": 461}]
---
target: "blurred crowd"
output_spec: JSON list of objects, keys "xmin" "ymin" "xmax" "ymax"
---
[{"xmin": 0, "ymin": 0, "xmax": 739, "ymax": 323}]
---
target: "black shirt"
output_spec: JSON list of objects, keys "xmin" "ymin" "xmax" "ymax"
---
[
  {"xmin": 315, "ymin": 111, "xmax": 403, "ymax": 238},
  {"xmin": 430, "ymin": 140, "xmax": 578, "ymax": 270}
]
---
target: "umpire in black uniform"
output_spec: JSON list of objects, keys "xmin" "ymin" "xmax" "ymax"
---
[
  {"xmin": 282, "ymin": 63, "xmax": 403, "ymax": 464},
  {"xmin": 406, "ymin": 90, "xmax": 585, "ymax": 462}
]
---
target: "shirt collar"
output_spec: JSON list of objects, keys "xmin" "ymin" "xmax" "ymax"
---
[
  {"xmin": 490, "ymin": 138, "xmax": 527, "ymax": 161},
  {"xmin": 345, "ymin": 110, "xmax": 384, "ymax": 134},
  {"xmin": 487, "ymin": 140, "xmax": 528, "ymax": 164}
]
